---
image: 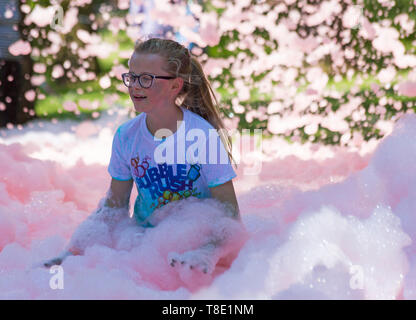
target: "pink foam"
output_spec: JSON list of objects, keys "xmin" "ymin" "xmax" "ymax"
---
[{"xmin": 0, "ymin": 114, "xmax": 415, "ymax": 299}]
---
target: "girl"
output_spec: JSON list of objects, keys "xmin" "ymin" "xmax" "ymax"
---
[{"xmin": 44, "ymin": 38, "xmax": 241, "ymax": 271}]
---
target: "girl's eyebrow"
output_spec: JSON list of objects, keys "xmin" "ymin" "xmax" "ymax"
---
[{"xmin": 128, "ymin": 71, "xmax": 152, "ymax": 75}]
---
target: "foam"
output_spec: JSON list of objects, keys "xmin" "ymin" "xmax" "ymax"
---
[{"xmin": 0, "ymin": 112, "xmax": 415, "ymax": 299}]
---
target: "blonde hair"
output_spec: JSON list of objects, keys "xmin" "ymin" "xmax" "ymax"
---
[{"xmin": 133, "ymin": 37, "xmax": 236, "ymax": 168}]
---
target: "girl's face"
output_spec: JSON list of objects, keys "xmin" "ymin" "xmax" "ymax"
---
[{"xmin": 127, "ymin": 53, "xmax": 177, "ymax": 114}]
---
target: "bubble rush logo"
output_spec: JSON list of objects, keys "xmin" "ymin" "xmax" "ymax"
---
[
  {"xmin": 49, "ymin": 265, "xmax": 64, "ymax": 290},
  {"xmin": 133, "ymin": 161, "xmax": 202, "ymax": 211}
]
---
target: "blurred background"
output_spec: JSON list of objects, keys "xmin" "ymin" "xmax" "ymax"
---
[{"xmin": 0, "ymin": 0, "xmax": 415, "ymax": 146}]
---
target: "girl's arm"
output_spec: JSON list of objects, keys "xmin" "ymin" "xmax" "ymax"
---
[
  {"xmin": 105, "ymin": 178, "xmax": 134, "ymax": 208},
  {"xmin": 67, "ymin": 178, "xmax": 134, "ymax": 252},
  {"xmin": 43, "ymin": 179, "xmax": 133, "ymax": 267},
  {"xmin": 209, "ymin": 179, "xmax": 240, "ymax": 221}
]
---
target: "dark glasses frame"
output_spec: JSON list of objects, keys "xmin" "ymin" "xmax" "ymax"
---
[{"xmin": 121, "ymin": 72, "xmax": 176, "ymax": 88}]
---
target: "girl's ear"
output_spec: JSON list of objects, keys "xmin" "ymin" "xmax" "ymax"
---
[{"xmin": 172, "ymin": 77, "xmax": 184, "ymax": 94}]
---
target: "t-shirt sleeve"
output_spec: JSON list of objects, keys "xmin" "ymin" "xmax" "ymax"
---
[
  {"xmin": 108, "ymin": 126, "xmax": 132, "ymax": 181},
  {"xmin": 201, "ymin": 129, "xmax": 237, "ymax": 188}
]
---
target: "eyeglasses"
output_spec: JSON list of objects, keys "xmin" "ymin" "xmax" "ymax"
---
[{"xmin": 121, "ymin": 72, "xmax": 176, "ymax": 89}]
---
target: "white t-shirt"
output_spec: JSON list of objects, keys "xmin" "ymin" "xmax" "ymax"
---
[{"xmin": 108, "ymin": 106, "xmax": 237, "ymax": 227}]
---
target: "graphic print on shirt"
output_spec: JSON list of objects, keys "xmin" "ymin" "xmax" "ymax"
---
[
  {"xmin": 130, "ymin": 154, "xmax": 202, "ymax": 211},
  {"xmin": 130, "ymin": 155, "xmax": 151, "ymax": 178}
]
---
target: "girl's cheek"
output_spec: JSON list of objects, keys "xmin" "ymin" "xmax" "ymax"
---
[{"xmin": 153, "ymin": 83, "xmax": 166, "ymax": 97}]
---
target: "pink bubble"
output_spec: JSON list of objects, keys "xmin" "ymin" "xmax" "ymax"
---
[
  {"xmin": 78, "ymin": 99, "xmax": 92, "ymax": 110},
  {"xmin": 117, "ymin": 0, "xmax": 129, "ymax": 10},
  {"xmin": 8, "ymin": 40, "xmax": 31, "ymax": 56},
  {"xmin": 52, "ymin": 65, "xmax": 64, "ymax": 79},
  {"xmin": 99, "ymin": 76, "xmax": 111, "ymax": 89},
  {"xmin": 398, "ymin": 81, "xmax": 416, "ymax": 97},
  {"xmin": 33, "ymin": 63, "xmax": 46, "ymax": 74},
  {"xmin": 63, "ymin": 101, "xmax": 78, "ymax": 112},
  {"xmin": 306, "ymin": 88, "xmax": 318, "ymax": 95},
  {"xmin": 31, "ymin": 75, "xmax": 46, "ymax": 86},
  {"xmin": 371, "ymin": 83, "xmax": 380, "ymax": 94},
  {"xmin": 25, "ymin": 5, "xmax": 55, "ymax": 27},
  {"xmin": 61, "ymin": 7, "xmax": 79, "ymax": 34},
  {"xmin": 191, "ymin": 46, "xmax": 203, "ymax": 56},
  {"xmin": 111, "ymin": 65, "xmax": 128, "ymax": 81},
  {"xmin": 24, "ymin": 90, "xmax": 36, "ymax": 102},
  {"xmin": 76, "ymin": 29, "xmax": 92, "ymax": 43},
  {"xmin": 4, "ymin": 9, "xmax": 13, "ymax": 19}
]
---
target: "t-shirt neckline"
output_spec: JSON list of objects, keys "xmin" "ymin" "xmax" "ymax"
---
[{"xmin": 142, "ymin": 105, "xmax": 187, "ymax": 143}]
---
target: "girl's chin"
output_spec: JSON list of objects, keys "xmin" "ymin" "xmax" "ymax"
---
[{"xmin": 133, "ymin": 103, "xmax": 149, "ymax": 112}]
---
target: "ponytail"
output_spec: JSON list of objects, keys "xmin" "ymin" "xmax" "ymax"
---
[{"xmin": 180, "ymin": 56, "xmax": 235, "ymax": 167}]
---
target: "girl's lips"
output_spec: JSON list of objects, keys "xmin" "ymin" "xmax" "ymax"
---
[{"xmin": 133, "ymin": 95, "xmax": 147, "ymax": 100}]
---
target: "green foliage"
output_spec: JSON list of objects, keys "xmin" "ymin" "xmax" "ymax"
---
[{"xmin": 203, "ymin": 0, "xmax": 416, "ymax": 146}]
